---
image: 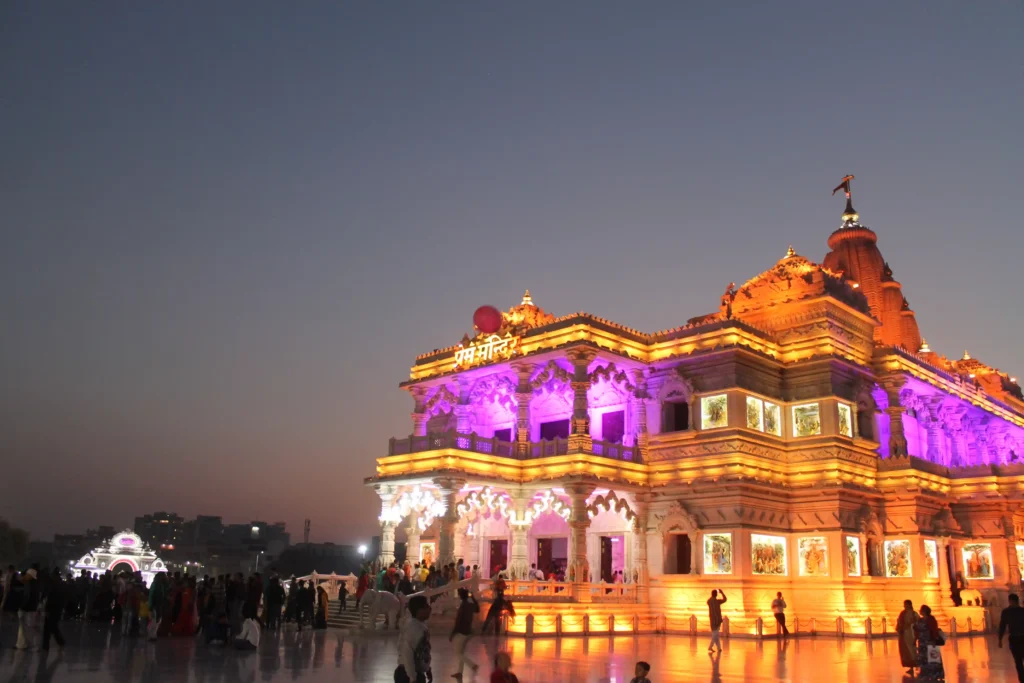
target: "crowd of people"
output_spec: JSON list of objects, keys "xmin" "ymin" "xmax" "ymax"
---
[
  {"xmin": 13, "ymin": 556, "xmax": 1024, "ymax": 681},
  {"xmin": 0, "ymin": 563, "xmax": 337, "ymax": 653}
]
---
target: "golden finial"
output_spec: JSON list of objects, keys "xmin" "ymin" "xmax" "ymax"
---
[
  {"xmin": 521, "ymin": 289, "xmax": 534, "ymax": 306},
  {"xmin": 962, "ymin": 350, "xmax": 971, "ymax": 361},
  {"xmin": 919, "ymin": 339, "xmax": 931, "ymax": 354},
  {"xmin": 785, "ymin": 245, "xmax": 796, "ymax": 258}
]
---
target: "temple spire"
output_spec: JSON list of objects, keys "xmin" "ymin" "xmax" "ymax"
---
[
  {"xmin": 832, "ymin": 174, "xmax": 859, "ymax": 224},
  {"xmin": 521, "ymin": 289, "xmax": 534, "ymax": 306}
]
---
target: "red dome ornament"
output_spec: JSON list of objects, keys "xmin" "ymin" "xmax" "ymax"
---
[{"xmin": 473, "ymin": 305, "xmax": 503, "ymax": 335}]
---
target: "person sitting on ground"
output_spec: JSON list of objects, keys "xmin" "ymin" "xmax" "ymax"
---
[
  {"xmin": 630, "ymin": 661, "xmax": 652, "ymax": 683},
  {"xmin": 234, "ymin": 616, "xmax": 260, "ymax": 651}
]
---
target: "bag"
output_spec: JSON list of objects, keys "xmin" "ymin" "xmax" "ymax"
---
[
  {"xmin": 147, "ymin": 618, "xmax": 160, "ymax": 640},
  {"xmin": 927, "ymin": 644, "xmax": 942, "ymax": 664},
  {"xmin": 935, "ymin": 629, "xmax": 946, "ymax": 646}
]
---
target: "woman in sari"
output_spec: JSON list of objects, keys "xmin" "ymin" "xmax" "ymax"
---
[
  {"xmin": 314, "ymin": 586, "xmax": 329, "ymax": 629},
  {"xmin": 355, "ymin": 571, "xmax": 369, "ymax": 610},
  {"xmin": 915, "ymin": 604, "xmax": 945, "ymax": 681},
  {"xmin": 172, "ymin": 577, "xmax": 197, "ymax": 636},
  {"xmin": 895, "ymin": 599, "xmax": 919, "ymax": 676}
]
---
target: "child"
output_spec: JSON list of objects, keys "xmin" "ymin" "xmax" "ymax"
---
[
  {"xmin": 631, "ymin": 661, "xmax": 652, "ymax": 683},
  {"xmin": 490, "ymin": 652, "xmax": 519, "ymax": 683}
]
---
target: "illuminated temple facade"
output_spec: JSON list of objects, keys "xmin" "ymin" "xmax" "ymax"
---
[{"xmin": 367, "ymin": 196, "xmax": 1024, "ymax": 636}]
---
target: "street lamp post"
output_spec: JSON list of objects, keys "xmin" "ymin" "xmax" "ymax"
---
[{"xmin": 256, "ymin": 550, "xmax": 264, "ymax": 573}]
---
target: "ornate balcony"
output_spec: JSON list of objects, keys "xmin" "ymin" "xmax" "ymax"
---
[{"xmin": 388, "ymin": 430, "xmax": 640, "ymax": 463}]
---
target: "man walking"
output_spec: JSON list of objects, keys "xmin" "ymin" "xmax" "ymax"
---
[
  {"xmin": 771, "ymin": 591, "xmax": 790, "ymax": 636},
  {"xmin": 15, "ymin": 567, "xmax": 40, "ymax": 651},
  {"xmin": 999, "ymin": 593, "xmax": 1024, "ymax": 682},
  {"xmin": 707, "ymin": 589, "xmax": 727, "ymax": 653},
  {"xmin": 449, "ymin": 588, "xmax": 480, "ymax": 680},
  {"xmin": 42, "ymin": 569, "xmax": 65, "ymax": 651}
]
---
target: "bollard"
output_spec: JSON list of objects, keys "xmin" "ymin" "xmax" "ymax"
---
[
  {"xmin": 723, "ymin": 616, "xmax": 730, "ymax": 638},
  {"xmin": 608, "ymin": 615, "xmax": 615, "ymax": 635},
  {"xmin": 881, "ymin": 616, "xmax": 887, "ymax": 635},
  {"xmin": 966, "ymin": 617, "xmax": 973, "ymax": 633},
  {"xmin": 810, "ymin": 617, "xmax": 817, "ymax": 636},
  {"xmin": 865, "ymin": 618, "xmax": 872, "ymax": 638},
  {"xmin": 689, "ymin": 614, "xmax": 698, "ymax": 635},
  {"xmin": 794, "ymin": 617, "xmax": 800, "ymax": 634},
  {"xmin": 756, "ymin": 617, "xmax": 764, "ymax": 638},
  {"xmin": 556, "ymin": 614, "xmax": 563, "ymax": 637},
  {"xmin": 583, "ymin": 614, "xmax": 590, "ymax": 636},
  {"xmin": 634, "ymin": 614, "xmax": 640, "ymax": 633},
  {"xmin": 526, "ymin": 614, "xmax": 534, "ymax": 637},
  {"xmin": 836, "ymin": 617, "xmax": 843, "ymax": 638},
  {"xmin": 949, "ymin": 617, "xmax": 957, "ymax": 638}
]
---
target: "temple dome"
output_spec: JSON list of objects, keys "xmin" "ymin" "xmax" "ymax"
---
[
  {"xmin": 822, "ymin": 220, "xmax": 922, "ymax": 351},
  {"xmin": 723, "ymin": 247, "xmax": 871, "ymax": 327}
]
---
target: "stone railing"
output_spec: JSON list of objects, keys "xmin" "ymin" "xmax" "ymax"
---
[
  {"xmin": 389, "ymin": 432, "xmax": 516, "ymax": 457},
  {"xmin": 588, "ymin": 582, "xmax": 638, "ymax": 603},
  {"xmin": 389, "ymin": 430, "xmax": 639, "ymax": 463}
]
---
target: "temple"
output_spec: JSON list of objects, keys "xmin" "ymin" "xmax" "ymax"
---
[
  {"xmin": 366, "ymin": 185, "xmax": 1024, "ymax": 636},
  {"xmin": 72, "ymin": 530, "xmax": 168, "ymax": 585}
]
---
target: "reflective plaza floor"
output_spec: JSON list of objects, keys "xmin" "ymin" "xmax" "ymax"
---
[{"xmin": 0, "ymin": 622, "xmax": 1016, "ymax": 682}]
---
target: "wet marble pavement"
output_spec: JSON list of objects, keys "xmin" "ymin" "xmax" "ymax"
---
[{"xmin": 0, "ymin": 621, "xmax": 1015, "ymax": 682}]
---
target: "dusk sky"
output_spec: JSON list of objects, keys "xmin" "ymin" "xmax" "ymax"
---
[{"xmin": 2, "ymin": 2, "xmax": 1022, "ymax": 545}]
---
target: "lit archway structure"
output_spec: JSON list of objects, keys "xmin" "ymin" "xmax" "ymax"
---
[{"xmin": 72, "ymin": 530, "xmax": 168, "ymax": 585}]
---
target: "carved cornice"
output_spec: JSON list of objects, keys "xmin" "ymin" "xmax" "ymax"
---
[{"xmin": 588, "ymin": 362, "xmax": 636, "ymax": 392}]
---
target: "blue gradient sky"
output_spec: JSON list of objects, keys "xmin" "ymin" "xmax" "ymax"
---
[{"xmin": 2, "ymin": 2, "xmax": 1021, "ymax": 544}]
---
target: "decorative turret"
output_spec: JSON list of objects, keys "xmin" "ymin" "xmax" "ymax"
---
[{"xmin": 822, "ymin": 176, "xmax": 922, "ymax": 352}]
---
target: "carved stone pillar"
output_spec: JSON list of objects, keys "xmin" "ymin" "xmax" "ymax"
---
[
  {"xmin": 632, "ymin": 370, "xmax": 650, "ymax": 455},
  {"xmin": 565, "ymin": 482, "xmax": 596, "ymax": 599},
  {"xmin": 380, "ymin": 522, "xmax": 397, "ymax": 567},
  {"xmin": 512, "ymin": 362, "xmax": 534, "ymax": 457},
  {"xmin": 434, "ymin": 477, "xmax": 465, "ymax": 567},
  {"xmin": 411, "ymin": 412, "xmax": 429, "ymax": 437},
  {"xmin": 1003, "ymin": 517, "xmax": 1020, "ymax": 590},
  {"xmin": 859, "ymin": 533, "xmax": 870, "ymax": 576},
  {"xmin": 633, "ymin": 493, "xmax": 651, "ymax": 603},
  {"xmin": 406, "ymin": 524, "xmax": 421, "ymax": 565},
  {"xmin": 936, "ymin": 537, "xmax": 953, "ymax": 599},
  {"xmin": 973, "ymin": 424, "xmax": 992, "ymax": 465},
  {"xmin": 453, "ymin": 378, "xmax": 473, "ymax": 435},
  {"xmin": 465, "ymin": 525, "xmax": 480, "ymax": 570},
  {"xmin": 376, "ymin": 484, "xmax": 398, "ymax": 565},
  {"xmin": 409, "ymin": 387, "xmax": 428, "ymax": 436},
  {"xmin": 882, "ymin": 380, "xmax": 908, "ymax": 457},
  {"xmin": 568, "ymin": 348, "xmax": 596, "ymax": 453},
  {"xmin": 943, "ymin": 407, "xmax": 968, "ymax": 467},
  {"xmin": 507, "ymin": 488, "xmax": 532, "ymax": 580},
  {"xmin": 923, "ymin": 397, "xmax": 946, "ymax": 465}
]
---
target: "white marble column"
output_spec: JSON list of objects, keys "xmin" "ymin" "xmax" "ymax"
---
[
  {"xmin": 406, "ymin": 524, "xmax": 421, "ymax": 565},
  {"xmin": 380, "ymin": 522, "xmax": 397, "ymax": 567},
  {"xmin": 434, "ymin": 477, "xmax": 465, "ymax": 567},
  {"xmin": 508, "ymin": 488, "xmax": 532, "ymax": 579},
  {"xmin": 568, "ymin": 349, "xmax": 596, "ymax": 454},
  {"xmin": 376, "ymin": 484, "xmax": 398, "ymax": 566},
  {"xmin": 410, "ymin": 387, "xmax": 429, "ymax": 436},
  {"xmin": 936, "ymin": 536, "xmax": 952, "ymax": 599},
  {"xmin": 512, "ymin": 362, "xmax": 534, "ymax": 457},
  {"xmin": 633, "ymin": 493, "xmax": 651, "ymax": 603},
  {"xmin": 566, "ymin": 482, "xmax": 596, "ymax": 599}
]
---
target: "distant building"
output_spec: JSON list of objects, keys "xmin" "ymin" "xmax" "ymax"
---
[{"xmin": 134, "ymin": 512, "xmax": 184, "ymax": 552}]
